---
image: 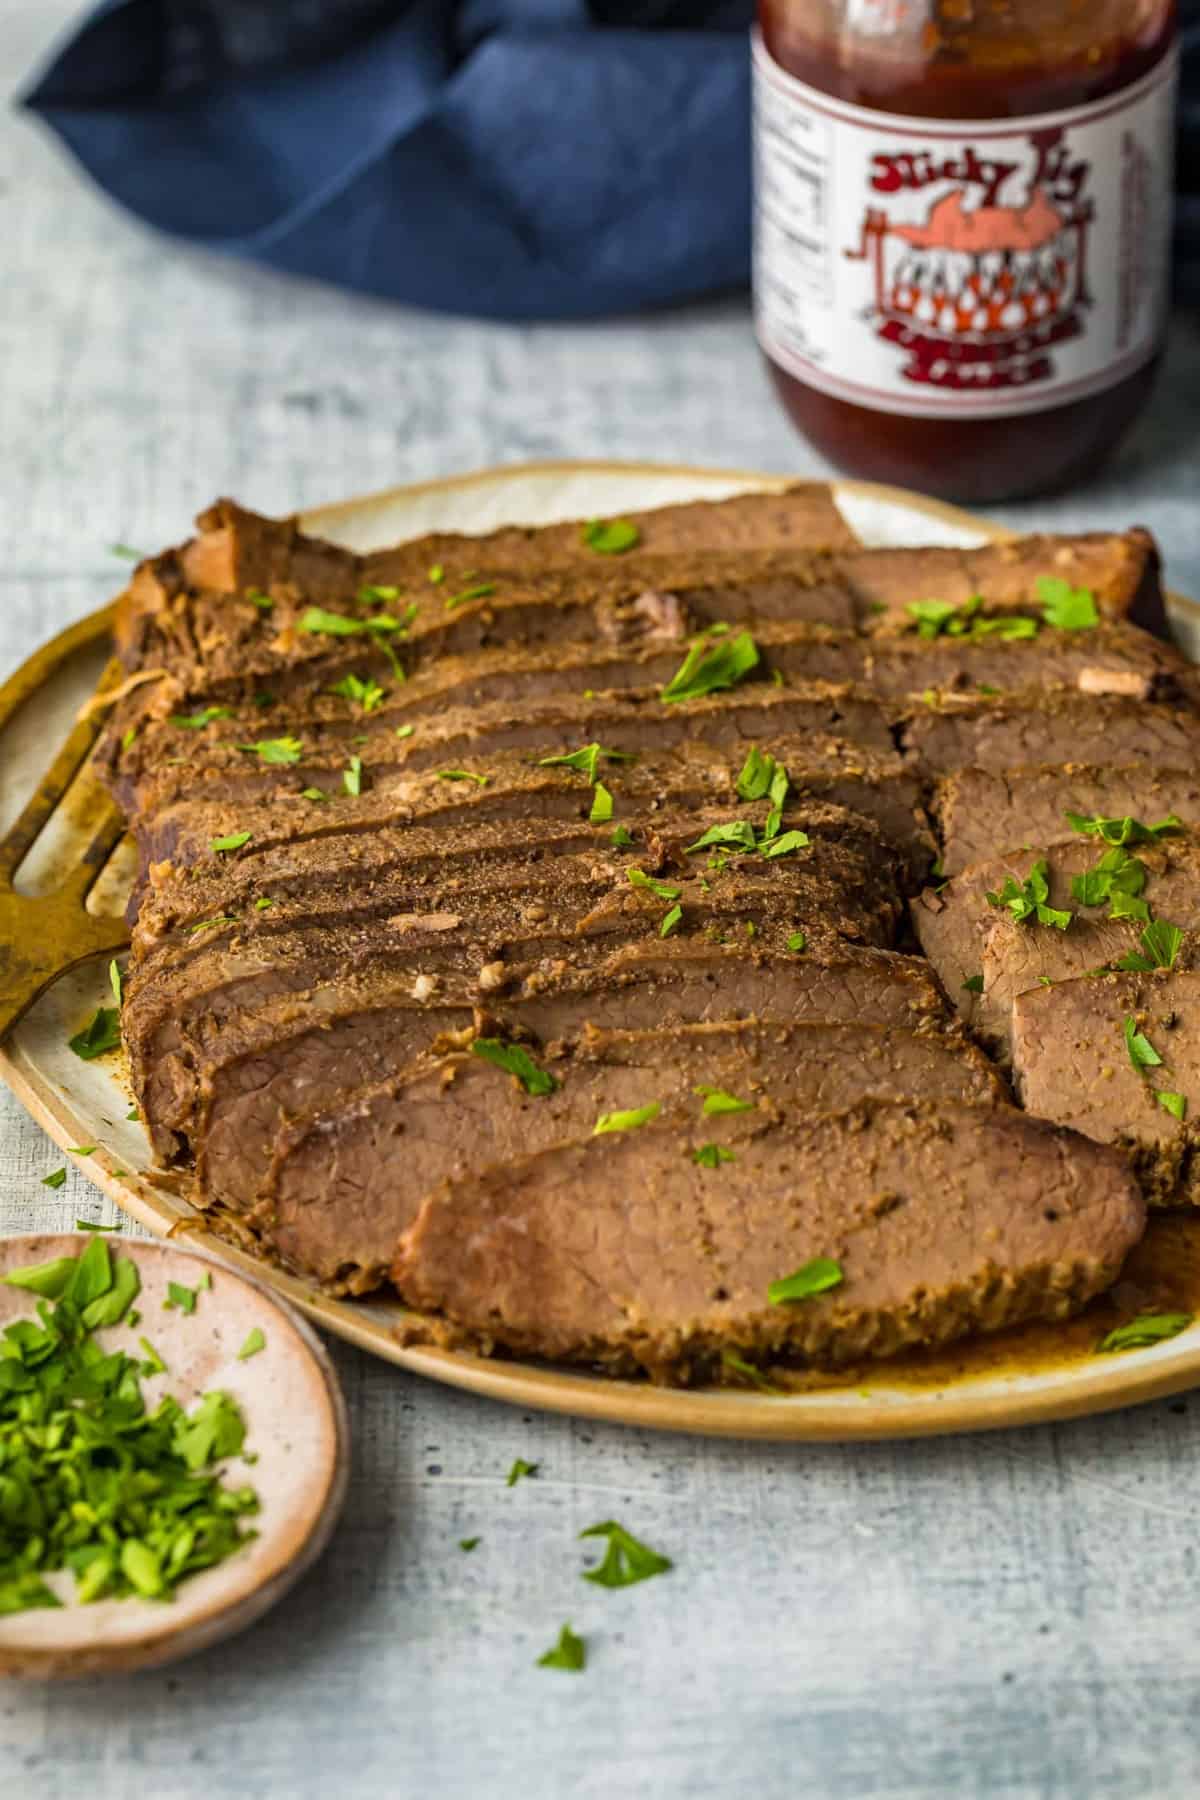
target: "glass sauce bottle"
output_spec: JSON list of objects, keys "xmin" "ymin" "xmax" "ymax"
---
[{"xmin": 753, "ymin": 0, "xmax": 1179, "ymax": 502}]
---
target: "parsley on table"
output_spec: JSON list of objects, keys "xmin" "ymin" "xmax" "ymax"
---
[
  {"xmin": 538, "ymin": 1623, "xmax": 586, "ymax": 1671},
  {"xmin": 76, "ymin": 1219, "xmax": 119, "ymax": 1232},
  {"xmin": 694, "ymin": 1143, "xmax": 736, "ymax": 1168},
  {"xmin": 1097, "ymin": 1313, "xmax": 1192, "ymax": 1353},
  {"xmin": 210, "ymin": 831, "xmax": 252, "ymax": 853},
  {"xmin": 110, "ymin": 542, "xmax": 143, "ymax": 561},
  {"xmin": 1123, "ymin": 1016, "xmax": 1164, "ymax": 1074},
  {"xmin": 1114, "ymin": 920, "xmax": 1185, "ymax": 972},
  {"xmin": 661, "ymin": 630, "xmax": 759, "ymax": 704},
  {"xmin": 458, "ymin": 1536, "xmax": 480, "ymax": 1552},
  {"xmin": 594, "ymin": 1104, "xmax": 661, "ymax": 1135},
  {"xmin": 329, "ymin": 673, "xmax": 387, "ymax": 714},
  {"xmin": 471, "ymin": 1039, "xmax": 558, "ymax": 1097},
  {"xmin": 985, "ymin": 859, "xmax": 1072, "ymax": 930},
  {"xmin": 768, "ymin": 1257, "xmax": 844, "ymax": 1306},
  {"xmin": 506, "ymin": 1458, "xmax": 538, "ymax": 1487},
  {"xmin": 68, "ymin": 1008, "xmax": 121, "ymax": 1061},
  {"xmin": 237, "ymin": 737, "xmax": 303, "ymax": 765},
  {"xmin": 580, "ymin": 1520, "xmax": 672, "ymax": 1587},
  {"xmin": 695, "ymin": 1086, "xmax": 754, "ymax": 1116},
  {"xmin": 1036, "ymin": 575, "xmax": 1099, "ymax": 630},
  {"xmin": 582, "ymin": 518, "xmax": 640, "ymax": 555},
  {"xmin": 41, "ymin": 1169, "xmax": 67, "ymax": 1189}
]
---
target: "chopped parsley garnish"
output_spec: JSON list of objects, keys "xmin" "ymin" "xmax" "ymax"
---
[
  {"xmin": 0, "ymin": 1243, "xmax": 257, "ymax": 1611},
  {"xmin": 68, "ymin": 1007, "xmax": 121, "ymax": 1061},
  {"xmin": 1097, "ymin": 1313, "xmax": 1192, "ymax": 1353},
  {"xmin": 67, "ymin": 1147, "xmax": 97, "ymax": 1156},
  {"xmin": 444, "ymin": 582, "xmax": 496, "ymax": 611},
  {"xmin": 237, "ymin": 736, "xmax": 303, "ymax": 765},
  {"xmin": 343, "ymin": 755, "xmax": 363, "ymax": 797},
  {"xmin": 357, "ymin": 583, "xmax": 400, "ymax": 605},
  {"xmin": 906, "ymin": 594, "xmax": 1038, "ymax": 642},
  {"xmin": 109, "ymin": 960, "xmax": 123, "ymax": 1006},
  {"xmin": 300, "ymin": 605, "xmax": 409, "ymax": 677},
  {"xmin": 695, "ymin": 1086, "xmax": 754, "ymax": 1116},
  {"xmin": 760, "ymin": 830, "xmax": 810, "ymax": 860},
  {"xmin": 735, "ymin": 746, "xmax": 778, "ymax": 802},
  {"xmin": 985, "ymin": 859, "xmax": 1071, "ymax": 930},
  {"xmin": 187, "ymin": 915, "xmax": 239, "ymax": 935},
  {"xmin": 41, "ymin": 1168, "xmax": 67, "ymax": 1189},
  {"xmin": 458, "ymin": 1536, "xmax": 480, "ymax": 1551},
  {"xmin": 254, "ymin": 896, "xmax": 274, "ymax": 911},
  {"xmin": 76, "ymin": 1219, "xmax": 118, "ymax": 1231},
  {"xmin": 435, "ymin": 769, "xmax": 488, "ymax": 786},
  {"xmin": 787, "ymin": 932, "xmax": 807, "ymax": 953},
  {"xmin": 237, "ymin": 1328, "xmax": 266, "ymax": 1361},
  {"xmin": 538, "ymin": 1623, "xmax": 586, "ymax": 1671},
  {"xmin": 299, "ymin": 606, "xmax": 374, "ymax": 636},
  {"xmin": 1114, "ymin": 920, "xmax": 1185, "ymax": 972},
  {"xmin": 590, "ymin": 782, "xmax": 613, "ymax": 824},
  {"xmin": 329, "ymin": 673, "xmax": 386, "ymax": 714},
  {"xmin": 1123, "ymin": 1015, "xmax": 1163, "ymax": 1073},
  {"xmin": 210, "ymin": 831, "xmax": 252, "ymax": 853},
  {"xmin": 694, "ymin": 1143, "xmax": 736, "ymax": 1168},
  {"xmin": 538, "ymin": 743, "xmax": 636, "ymax": 783},
  {"xmin": 768, "ymin": 1257, "xmax": 844, "ymax": 1306},
  {"xmin": 1071, "ymin": 845, "xmax": 1148, "ymax": 920},
  {"xmin": 170, "ymin": 706, "xmax": 233, "ymax": 730},
  {"xmin": 626, "ymin": 869, "xmax": 681, "ymax": 902},
  {"xmin": 110, "ymin": 542, "xmax": 143, "ymax": 560},
  {"xmin": 394, "ymin": 722, "xmax": 415, "ymax": 739},
  {"xmin": 1157, "ymin": 1091, "xmax": 1188, "ymax": 1121},
  {"xmin": 661, "ymin": 630, "xmax": 759, "ymax": 704},
  {"xmin": 506, "ymin": 1458, "xmax": 538, "ymax": 1487},
  {"xmin": 581, "ymin": 518, "xmax": 640, "ymax": 555},
  {"xmin": 686, "ymin": 821, "xmax": 757, "ymax": 855},
  {"xmin": 428, "ymin": 564, "xmax": 444, "ymax": 584},
  {"xmin": 721, "ymin": 1349, "xmax": 779, "ymax": 1393},
  {"xmin": 471, "ymin": 1038, "xmax": 558, "ymax": 1097},
  {"xmin": 246, "ymin": 588, "xmax": 274, "ymax": 610},
  {"xmin": 301, "ymin": 787, "xmax": 328, "ymax": 802},
  {"xmin": 1036, "ymin": 575, "xmax": 1099, "ymax": 630},
  {"xmin": 1066, "ymin": 812, "xmax": 1182, "ymax": 846},
  {"xmin": 164, "ymin": 1280, "xmax": 200, "ymax": 1315},
  {"xmin": 580, "ymin": 1520, "xmax": 671, "ymax": 1587},
  {"xmin": 659, "ymin": 905, "xmax": 683, "ymax": 939},
  {"xmin": 120, "ymin": 726, "xmax": 138, "ymax": 752},
  {"xmin": 611, "ymin": 825, "xmax": 634, "ymax": 849},
  {"xmin": 963, "ymin": 974, "xmax": 985, "ymax": 994},
  {"xmin": 594, "ymin": 1103, "xmax": 661, "ymax": 1135}
]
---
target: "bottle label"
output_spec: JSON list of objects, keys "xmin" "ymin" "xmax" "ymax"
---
[{"xmin": 753, "ymin": 33, "xmax": 1178, "ymax": 419}]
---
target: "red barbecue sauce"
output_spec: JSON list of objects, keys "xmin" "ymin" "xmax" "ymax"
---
[{"xmin": 755, "ymin": 1, "xmax": 1178, "ymax": 502}]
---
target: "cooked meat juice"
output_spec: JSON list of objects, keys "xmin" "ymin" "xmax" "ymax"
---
[{"xmin": 754, "ymin": 0, "xmax": 1178, "ymax": 500}]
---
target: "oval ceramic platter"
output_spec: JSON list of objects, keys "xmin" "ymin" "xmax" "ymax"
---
[{"xmin": 2, "ymin": 462, "xmax": 1200, "ymax": 1443}]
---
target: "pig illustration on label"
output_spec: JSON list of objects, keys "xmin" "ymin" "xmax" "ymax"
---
[{"xmin": 845, "ymin": 128, "xmax": 1095, "ymax": 392}]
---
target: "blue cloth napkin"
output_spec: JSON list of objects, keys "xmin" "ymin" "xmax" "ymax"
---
[{"xmin": 21, "ymin": 0, "xmax": 1200, "ymax": 321}]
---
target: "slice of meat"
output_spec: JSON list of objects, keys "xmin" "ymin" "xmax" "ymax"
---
[
  {"xmin": 392, "ymin": 1099, "xmax": 1145, "ymax": 1382},
  {"xmin": 865, "ymin": 621, "xmax": 1190, "ymax": 704},
  {"xmin": 902, "ymin": 691, "xmax": 1200, "ymax": 776},
  {"xmin": 914, "ymin": 833, "xmax": 1200, "ymax": 1057},
  {"xmin": 935, "ymin": 765, "xmax": 1200, "ymax": 875},
  {"xmin": 852, "ymin": 529, "xmax": 1164, "ymax": 636},
  {"xmin": 239, "ymin": 1017, "xmax": 1005, "ymax": 1291},
  {"xmin": 1012, "ymin": 971, "xmax": 1200, "ymax": 1206},
  {"xmin": 111, "ymin": 681, "xmax": 895, "ymax": 819},
  {"xmin": 133, "ymin": 933, "xmax": 946, "ymax": 1164}
]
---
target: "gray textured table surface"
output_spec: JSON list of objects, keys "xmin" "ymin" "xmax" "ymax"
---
[{"xmin": 3, "ymin": 5, "xmax": 1200, "ymax": 1795}]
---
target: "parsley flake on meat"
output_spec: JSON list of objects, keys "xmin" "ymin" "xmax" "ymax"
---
[
  {"xmin": 611, "ymin": 825, "xmax": 634, "ymax": 848},
  {"xmin": 538, "ymin": 1624, "xmax": 586, "ymax": 1671},
  {"xmin": 985, "ymin": 859, "xmax": 1071, "ymax": 930},
  {"xmin": 329, "ymin": 673, "xmax": 387, "ymax": 714},
  {"xmin": 759, "ymin": 830, "xmax": 810, "ymax": 860},
  {"xmin": 580, "ymin": 1520, "xmax": 671, "ymax": 1586},
  {"xmin": 589, "ymin": 782, "xmax": 613, "ymax": 824},
  {"xmin": 169, "ymin": 706, "xmax": 233, "ymax": 730},
  {"xmin": 594, "ymin": 1103, "xmax": 661, "ymax": 1135},
  {"xmin": 695, "ymin": 1086, "xmax": 754, "ymax": 1116},
  {"xmin": 659, "ymin": 905, "xmax": 683, "ymax": 938},
  {"xmin": 582, "ymin": 518, "xmax": 640, "ymax": 555},
  {"xmin": 661, "ymin": 630, "xmax": 759, "ymax": 704},
  {"xmin": 787, "ymin": 932, "xmax": 807, "ymax": 953},
  {"xmin": 1071, "ymin": 846, "xmax": 1149, "ymax": 921},
  {"xmin": 1097, "ymin": 1313, "xmax": 1192, "ymax": 1353},
  {"xmin": 768, "ymin": 1257, "xmax": 844, "ymax": 1306},
  {"xmin": 694, "ymin": 1143, "xmax": 736, "ymax": 1168},
  {"xmin": 237, "ymin": 736, "xmax": 303, "ymax": 765},
  {"xmin": 963, "ymin": 974, "xmax": 985, "ymax": 994},
  {"xmin": 1123, "ymin": 1016, "xmax": 1163, "ymax": 1074},
  {"xmin": 394, "ymin": 723, "xmax": 415, "ymax": 739},
  {"xmin": 435, "ymin": 769, "xmax": 488, "ymax": 786},
  {"xmin": 343, "ymin": 755, "xmax": 363, "ymax": 797},
  {"xmin": 471, "ymin": 1038, "xmax": 558, "ymax": 1097},
  {"xmin": 1066, "ymin": 812, "xmax": 1182, "ymax": 846},
  {"xmin": 1036, "ymin": 576, "xmax": 1099, "ymax": 630},
  {"xmin": 721, "ymin": 1349, "xmax": 778, "ymax": 1392},
  {"xmin": 626, "ymin": 869, "xmax": 681, "ymax": 902},
  {"xmin": 537, "ymin": 743, "xmax": 636, "ymax": 782},
  {"xmin": 210, "ymin": 831, "xmax": 252, "ymax": 853},
  {"xmin": 301, "ymin": 787, "xmax": 328, "ymax": 802},
  {"xmin": 445, "ymin": 582, "xmax": 496, "ymax": 612},
  {"xmin": 1114, "ymin": 920, "xmax": 1185, "ymax": 972},
  {"xmin": 188, "ymin": 915, "xmax": 239, "ymax": 935},
  {"xmin": 1156, "ymin": 1091, "xmax": 1188, "ymax": 1122},
  {"xmin": 906, "ymin": 595, "xmax": 1038, "ymax": 642},
  {"xmin": 686, "ymin": 822, "xmax": 757, "ymax": 855}
]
